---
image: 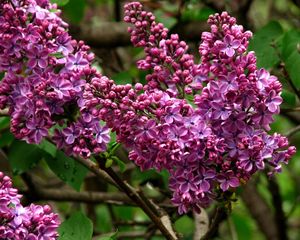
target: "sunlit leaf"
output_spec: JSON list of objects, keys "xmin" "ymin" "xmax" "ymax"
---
[
  {"xmin": 63, "ymin": 0, "xmax": 86, "ymax": 24},
  {"xmin": 249, "ymin": 21, "xmax": 283, "ymax": 69},
  {"xmin": 58, "ymin": 212, "xmax": 93, "ymax": 240},
  {"xmin": 45, "ymin": 150, "xmax": 88, "ymax": 191},
  {"xmin": 282, "ymin": 30, "xmax": 300, "ymax": 88},
  {"xmin": 50, "ymin": 0, "xmax": 69, "ymax": 6},
  {"xmin": 8, "ymin": 140, "xmax": 43, "ymax": 174}
]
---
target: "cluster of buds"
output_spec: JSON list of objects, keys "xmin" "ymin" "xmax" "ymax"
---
[{"xmin": 0, "ymin": 172, "xmax": 60, "ymax": 239}]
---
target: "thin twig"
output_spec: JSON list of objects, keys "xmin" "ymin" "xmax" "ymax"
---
[
  {"xmin": 287, "ymin": 124, "xmax": 300, "ymax": 138},
  {"xmin": 280, "ymin": 107, "xmax": 300, "ymax": 113},
  {"xmin": 201, "ymin": 206, "xmax": 228, "ymax": 240},
  {"xmin": 96, "ymin": 155, "xmax": 178, "ymax": 240},
  {"xmin": 267, "ymin": 176, "xmax": 288, "ymax": 240},
  {"xmin": 241, "ymin": 179, "xmax": 279, "ymax": 240},
  {"xmin": 74, "ymin": 157, "xmax": 117, "ymax": 187},
  {"xmin": 21, "ymin": 187, "xmax": 133, "ymax": 205}
]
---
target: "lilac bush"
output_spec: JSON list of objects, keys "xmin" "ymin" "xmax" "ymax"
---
[
  {"xmin": 0, "ymin": 0, "xmax": 296, "ymax": 215},
  {"xmin": 0, "ymin": 172, "xmax": 60, "ymax": 240},
  {"xmin": 0, "ymin": 0, "xmax": 110, "ymax": 158}
]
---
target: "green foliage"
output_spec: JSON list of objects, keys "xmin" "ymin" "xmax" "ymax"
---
[
  {"xmin": 8, "ymin": 140, "xmax": 43, "ymax": 174},
  {"xmin": 231, "ymin": 213, "xmax": 253, "ymax": 239},
  {"xmin": 282, "ymin": 30, "xmax": 300, "ymax": 88},
  {"xmin": 249, "ymin": 21, "xmax": 283, "ymax": 69},
  {"xmin": 281, "ymin": 89, "xmax": 297, "ymax": 107},
  {"xmin": 38, "ymin": 139, "xmax": 57, "ymax": 158},
  {"xmin": 58, "ymin": 212, "xmax": 93, "ymax": 240},
  {"xmin": 45, "ymin": 150, "xmax": 88, "ymax": 191},
  {"xmin": 181, "ymin": 7, "xmax": 215, "ymax": 22},
  {"xmin": 154, "ymin": 9, "xmax": 177, "ymax": 29},
  {"xmin": 0, "ymin": 117, "xmax": 10, "ymax": 130},
  {"xmin": 0, "ymin": 117, "xmax": 13, "ymax": 148},
  {"xmin": 97, "ymin": 230, "xmax": 118, "ymax": 240},
  {"xmin": 63, "ymin": 0, "xmax": 86, "ymax": 24},
  {"xmin": 112, "ymin": 71, "xmax": 132, "ymax": 85},
  {"xmin": 0, "ymin": 72, "xmax": 4, "ymax": 81},
  {"xmin": 0, "ymin": 130, "xmax": 13, "ymax": 148},
  {"xmin": 50, "ymin": 0, "xmax": 69, "ymax": 6},
  {"xmin": 174, "ymin": 215, "xmax": 194, "ymax": 237},
  {"xmin": 95, "ymin": 205, "xmax": 112, "ymax": 233}
]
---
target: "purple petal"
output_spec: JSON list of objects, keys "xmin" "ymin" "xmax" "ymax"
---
[{"xmin": 225, "ymin": 48, "xmax": 235, "ymax": 57}]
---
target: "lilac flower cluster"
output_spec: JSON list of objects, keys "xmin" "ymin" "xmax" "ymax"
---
[
  {"xmin": 0, "ymin": 0, "xmax": 110, "ymax": 158},
  {"xmin": 114, "ymin": 2, "xmax": 294, "ymax": 213},
  {"xmin": 124, "ymin": 4, "xmax": 201, "ymax": 96},
  {"xmin": 0, "ymin": 0, "xmax": 296, "ymax": 214},
  {"xmin": 0, "ymin": 172, "xmax": 60, "ymax": 239}
]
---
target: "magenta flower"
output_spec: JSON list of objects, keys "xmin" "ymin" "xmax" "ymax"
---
[
  {"xmin": 220, "ymin": 34, "xmax": 241, "ymax": 57},
  {"xmin": 27, "ymin": 46, "xmax": 49, "ymax": 69},
  {"xmin": 217, "ymin": 171, "xmax": 240, "ymax": 191}
]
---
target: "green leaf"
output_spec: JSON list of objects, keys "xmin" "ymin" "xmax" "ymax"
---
[
  {"xmin": 63, "ymin": 0, "xmax": 86, "ymax": 24},
  {"xmin": 0, "ymin": 117, "xmax": 10, "ymax": 130},
  {"xmin": 282, "ymin": 30, "xmax": 300, "ymax": 59},
  {"xmin": 50, "ymin": 52, "xmax": 65, "ymax": 59},
  {"xmin": 0, "ymin": 72, "xmax": 4, "ymax": 81},
  {"xmin": 231, "ymin": 213, "xmax": 253, "ymax": 239},
  {"xmin": 154, "ymin": 9, "xmax": 177, "ymax": 29},
  {"xmin": 282, "ymin": 30, "xmax": 300, "ymax": 88},
  {"xmin": 112, "ymin": 71, "xmax": 132, "ymax": 85},
  {"xmin": 58, "ymin": 212, "xmax": 93, "ymax": 240},
  {"xmin": 50, "ymin": 0, "xmax": 69, "ymax": 6},
  {"xmin": 97, "ymin": 230, "xmax": 118, "ymax": 240},
  {"xmin": 45, "ymin": 150, "xmax": 88, "ymax": 191},
  {"xmin": 181, "ymin": 7, "xmax": 215, "ymax": 22},
  {"xmin": 248, "ymin": 21, "xmax": 283, "ymax": 69},
  {"xmin": 282, "ymin": 89, "xmax": 297, "ymax": 107},
  {"xmin": 112, "ymin": 156, "xmax": 126, "ymax": 173},
  {"xmin": 95, "ymin": 205, "xmax": 112, "ymax": 232},
  {"xmin": 8, "ymin": 140, "xmax": 43, "ymax": 174},
  {"xmin": 0, "ymin": 130, "xmax": 14, "ymax": 148},
  {"xmin": 105, "ymin": 158, "xmax": 113, "ymax": 168},
  {"xmin": 38, "ymin": 140, "xmax": 57, "ymax": 158},
  {"xmin": 174, "ymin": 215, "xmax": 194, "ymax": 236}
]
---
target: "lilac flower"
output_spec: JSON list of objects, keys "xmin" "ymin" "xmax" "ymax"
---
[
  {"xmin": 62, "ymin": 124, "xmax": 81, "ymax": 144},
  {"xmin": 256, "ymin": 68, "xmax": 270, "ymax": 90},
  {"xmin": 164, "ymin": 106, "xmax": 182, "ymax": 124},
  {"xmin": 265, "ymin": 90, "xmax": 282, "ymax": 113},
  {"xmin": 65, "ymin": 52, "xmax": 89, "ymax": 70},
  {"xmin": 195, "ymin": 169, "xmax": 215, "ymax": 192},
  {"xmin": 27, "ymin": 46, "xmax": 49, "ymax": 69},
  {"xmin": 0, "ymin": 172, "xmax": 60, "ymax": 240},
  {"xmin": 95, "ymin": 125, "xmax": 110, "ymax": 145},
  {"xmin": 50, "ymin": 77, "xmax": 72, "ymax": 99},
  {"xmin": 217, "ymin": 171, "xmax": 240, "ymax": 191},
  {"xmin": 219, "ymin": 34, "xmax": 241, "ymax": 57},
  {"xmin": 177, "ymin": 172, "xmax": 198, "ymax": 193},
  {"xmin": 26, "ymin": 119, "xmax": 49, "ymax": 143},
  {"xmin": 56, "ymin": 32, "xmax": 74, "ymax": 56},
  {"xmin": 136, "ymin": 119, "xmax": 157, "ymax": 140},
  {"xmin": 252, "ymin": 104, "xmax": 273, "ymax": 130}
]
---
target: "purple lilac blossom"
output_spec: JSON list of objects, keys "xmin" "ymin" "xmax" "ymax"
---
[
  {"xmin": 0, "ymin": 172, "xmax": 60, "ymax": 240},
  {"xmin": 0, "ymin": 0, "xmax": 296, "ymax": 215},
  {"xmin": 0, "ymin": 0, "xmax": 110, "ymax": 157}
]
